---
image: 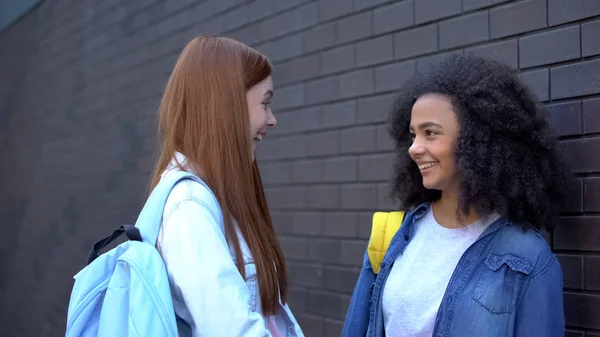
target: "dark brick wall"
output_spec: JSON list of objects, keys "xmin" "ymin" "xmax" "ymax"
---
[{"xmin": 0, "ymin": 0, "xmax": 599, "ymax": 336}]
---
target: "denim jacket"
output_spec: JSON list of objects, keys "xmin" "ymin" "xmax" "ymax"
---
[
  {"xmin": 156, "ymin": 153, "xmax": 304, "ymax": 337},
  {"xmin": 342, "ymin": 202, "xmax": 564, "ymax": 337}
]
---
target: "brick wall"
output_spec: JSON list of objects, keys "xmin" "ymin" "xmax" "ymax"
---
[{"xmin": 0, "ymin": 0, "xmax": 599, "ymax": 336}]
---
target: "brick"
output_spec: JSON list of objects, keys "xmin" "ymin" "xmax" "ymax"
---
[
  {"xmin": 583, "ymin": 98, "xmax": 600, "ymax": 134},
  {"xmin": 292, "ymin": 212, "xmax": 324, "ymax": 236},
  {"xmin": 465, "ymin": 39, "xmax": 518, "ymax": 69},
  {"xmin": 562, "ymin": 178, "xmax": 583, "ymax": 213},
  {"xmin": 586, "ymin": 256, "xmax": 600, "ymax": 291},
  {"xmin": 565, "ymin": 331, "xmax": 585, "ymax": 337},
  {"xmin": 296, "ymin": 313, "xmax": 325, "ymax": 337},
  {"xmin": 280, "ymin": 237, "xmax": 309, "ymax": 259},
  {"xmin": 354, "ymin": 0, "xmax": 395, "ymax": 11},
  {"xmin": 377, "ymin": 124, "xmax": 395, "ymax": 151},
  {"xmin": 306, "ymin": 130, "xmax": 340, "ymax": 156},
  {"xmin": 274, "ymin": 53, "xmax": 321, "ymax": 85},
  {"xmin": 306, "ymin": 76, "xmax": 340, "ymax": 104},
  {"xmin": 340, "ymin": 126, "xmax": 377, "ymax": 154},
  {"xmin": 307, "ymin": 185, "xmax": 340, "ymax": 209},
  {"xmin": 292, "ymin": 159, "xmax": 325, "ymax": 183},
  {"xmin": 336, "ymin": 11, "xmax": 372, "ymax": 44},
  {"xmin": 309, "ymin": 290, "xmax": 348, "ymax": 319},
  {"xmin": 274, "ymin": 0, "xmax": 314, "ymax": 11},
  {"xmin": 289, "ymin": 262, "xmax": 323, "ymax": 287},
  {"xmin": 324, "ymin": 156, "xmax": 358, "ymax": 182},
  {"xmin": 585, "ymin": 178, "xmax": 600, "ymax": 212},
  {"xmin": 323, "ymin": 265, "xmax": 360, "ymax": 292},
  {"xmin": 558, "ymin": 138, "xmax": 600, "ymax": 173},
  {"xmin": 323, "ymin": 212, "xmax": 359, "ymax": 238},
  {"xmin": 356, "ymin": 34, "xmax": 394, "ymax": 67},
  {"xmin": 358, "ymin": 212, "xmax": 374, "ymax": 239},
  {"xmin": 340, "ymin": 240, "xmax": 367, "ymax": 265},
  {"xmin": 552, "ymin": 59, "xmax": 600, "ymax": 99},
  {"xmin": 259, "ymin": 135, "xmax": 306, "ymax": 160},
  {"xmin": 554, "ymin": 216, "xmax": 600, "ymax": 251},
  {"xmin": 463, "ymin": 0, "xmax": 511, "ymax": 11},
  {"xmin": 557, "ymin": 254, "xmax": 584, "ymax": 289},
  {"xmin": 564, "ymin": 292, "xmax": 600, "ymax": 329},
  {"xmin": 322, "ymin": 100, "xmax": 357, "ymax": 128},
  {"xmin": 518, "ymin": 68, "xmax": 549, "ymax": 102},
  {"xmin": 324, "ymin": 319, "xmax": 345, "ymax": 337},
  {"xmin": 582, "ymin": 20, "xmax": 600, "ymax": 57},
  {"xmin": 358, "ymin": 153, "xmax": 395, "ymax": 181},
  {"xmin": 341, "ymin": 184, "xmax": 378, "ymax": 209},
  {"xmin": 545, "ymin": 101, "xmax": 582, "ymax": 137},
  {"xmin": 318, "ymin": 0, "xmax": 354, "ymax": 21},
  {"xmin": 358, "ymin": 94, "xmax": 395, "ymax": 123},
  {"xmin": 394, "ymin": 24, "xmax": 438, "ymax": 60},
  {"xmin": 519, "ymin": 26, "xmax": 580, "ymax": 68},
  {"xmin": 375, "ymin": 59, "xmax": 416, "ymax": 93},
  {"xmin": 266, "ymin": 186, "xmax": 307, "ymax": 209},
  {"xmin": 374, "ymin": 1, "xmax": 415, "ymax": 34},
  {"xmin": 417, "ymin": 50, "xmax": 463, "ymax": 73},
  {"xmin": 439, "ymin": 11, "xmax": 489, "ymax": 49},
  {"xmin": 288, "ymin": 287, "xmax": 309, "ymax": 312},
  {"xmin": 549, "ymin": 0, "xmax": 600, "ymax": 26},
  {"xmin": 261, "ymin": 3, "xmax": 318, "ymax": 39},
  {"xmin": 290, "ymin": 107, "xmax": 322, "ymax": 133},
  {"xmin": 415, "ymin": 0, "xmax": 461, "ymax": 24},
  {"xmin": 273, "ymin": 83, "xmax": 305, "ymax": 110},
  {"xmin": 378, "ymin": 183, "xmax": 399, "ymax": 209},
  {"xmin": 308, "ymin": 238, "xmax": 341, "ymax": 264},
  {"xmin": 304, "ymin": 22, "xmax": 337, "ymax": 53},
  {"xmin": 321, "ymin": 44, "xmax": 356, "ymax": 75},
  {"xmin": 259, "ymin": 162, "xmax": 292, "ymax": 185},
  {"xmin": 490, "ymin": 0, "xmax": 547, "ymax": 39},
  {"xmin": 339, "ymin": 68, "xmax": 375, "ymax": 99}
]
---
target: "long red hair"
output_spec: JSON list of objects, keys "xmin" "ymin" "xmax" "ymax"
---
[{"xmin": 150, "ymin": 35, "xmax": 287, "ymax": 314}]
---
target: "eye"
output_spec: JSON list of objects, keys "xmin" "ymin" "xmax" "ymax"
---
[
  {"xmin": 409, "ymin": 133, "xmax": 416, "ymax": 142},
  {"xmin": 262, "ymin": 101, "xmax": 271, "ymax": 110},
  {"xmin": 425, "ymin": 130, "xmax": 438, "ymax": 137}
]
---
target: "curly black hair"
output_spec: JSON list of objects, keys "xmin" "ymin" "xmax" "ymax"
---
[{"xmin": 389, "ymin": 54, "xmax": 569, "ymax": 231}]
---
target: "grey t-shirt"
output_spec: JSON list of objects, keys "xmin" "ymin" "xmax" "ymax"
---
[{"xmin": 382, "ymin": 207, "xmax": 500, "ymax": 337}]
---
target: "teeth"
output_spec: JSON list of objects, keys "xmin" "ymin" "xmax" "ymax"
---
[
  {"xmin": 418, "ymin": 162, "xmax": 438, "ymax": 170},
  {"xmin": 254, "ymin": 134, "xmax": 263, "ymax": 141}
]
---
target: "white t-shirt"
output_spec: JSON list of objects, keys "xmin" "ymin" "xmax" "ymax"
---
[{"xmin": 382, "ymin": 207, "xmax": 500, "ymax": 337}]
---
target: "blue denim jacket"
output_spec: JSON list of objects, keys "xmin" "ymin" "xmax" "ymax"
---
[{"xmin": 342, "ymin": 202, "xmax": 564, "ymax": 337}]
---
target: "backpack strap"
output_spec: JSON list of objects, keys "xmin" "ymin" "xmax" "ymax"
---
[
  {"xmin": 367, "ymin": 211, "xmax": 405, "ymax": 274},
  {"xmin": 135, "ymin": 171, "xmax": 205, "ymax": 245}
]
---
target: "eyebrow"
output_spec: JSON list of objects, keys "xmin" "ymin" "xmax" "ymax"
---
[
  {"xmin": 409, "ymin": 121, "xmax": 443, "ymax": 131},
  {"xmin": 263, "ymin": 90, "xmax": 274, "ymax": 99}
]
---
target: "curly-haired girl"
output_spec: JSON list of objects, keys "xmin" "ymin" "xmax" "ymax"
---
[{"xmin": 342, "ymin": 54, "xmax": 568, "ymax": 337}]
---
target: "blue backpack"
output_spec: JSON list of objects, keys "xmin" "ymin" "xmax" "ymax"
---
[{"xmin": 65, "ymin": 171, "xmax": 200, "ymax": 337}]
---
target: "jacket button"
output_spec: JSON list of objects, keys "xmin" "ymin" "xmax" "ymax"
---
[{"xmin": 404, "ymin": 234, "xmax": 409, "ymax": 241}]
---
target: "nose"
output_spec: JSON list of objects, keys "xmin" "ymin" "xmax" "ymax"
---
[
  {"xmin": 408, "ymin": 137, "xmax": 425, "ymax": 158},
  {"xmin": 267, "ymin": 109, "xmax": 277, "ymax": 128}
]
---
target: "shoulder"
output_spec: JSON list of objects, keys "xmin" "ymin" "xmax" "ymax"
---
[
  {"xmin": 492, "ymin": 222, "xmax": 557, "ymax": 277},
  {"xmin": 163, "ymin": 173, "xmax": 222, "ymax": 223}
]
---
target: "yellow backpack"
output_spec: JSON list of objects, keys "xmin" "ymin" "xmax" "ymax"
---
[{"xmin": 367, "ymin": 211, "xmax": 406, "ymax": 274}]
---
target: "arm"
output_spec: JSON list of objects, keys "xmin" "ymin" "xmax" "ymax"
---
[
  {"xmin": 341, "ymin": 250, "xmax": 376, "ymax": 337},
  {"xmin": 514, "ymin": 257, "xmax": 565, "ymax": 337},
  {"xmin": 161, "ymin": 199, "xmax": 271, "ymax": 337}
]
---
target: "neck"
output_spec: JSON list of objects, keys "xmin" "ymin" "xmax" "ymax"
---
[{"xmin": 433, "ymin": 190, "xmax": 480, "ymax": 228}]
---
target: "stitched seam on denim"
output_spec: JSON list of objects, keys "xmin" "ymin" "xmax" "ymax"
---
[{"xmin": 529, "ymin": 255, "xmax": 556, "ymax": 282}]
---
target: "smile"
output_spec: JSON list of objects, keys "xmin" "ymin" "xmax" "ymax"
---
[
  {"xmin": 418, "ymin": 162, "xmax": 438, "ymax": 170},
  {"xmin": 254, "ymin": 132, "xmax": 266, "ymax": 142}
]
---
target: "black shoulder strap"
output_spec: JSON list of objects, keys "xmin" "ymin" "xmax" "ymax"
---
[{"xmin": 87, "ymin": 224, "xmax": 142, "ymax": 265}]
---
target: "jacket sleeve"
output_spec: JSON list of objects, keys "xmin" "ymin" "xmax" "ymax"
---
[
  {"xmin": 514, "ymin": 257, "xmax": 565, "ymax": 337},
  {"xmin": 160, "ymin": 198, "xmax": 272, "ymax": 337},
  {"xmin": 341, "ymin": 250, "xmax": 376, "ymax": 337}
]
